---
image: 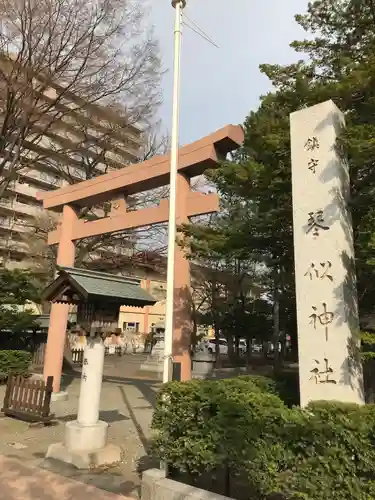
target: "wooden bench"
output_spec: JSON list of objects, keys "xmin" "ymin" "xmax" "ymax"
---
[{"xmin": 1, "ymin": 375, "xmax": 54, "ymax": 423}]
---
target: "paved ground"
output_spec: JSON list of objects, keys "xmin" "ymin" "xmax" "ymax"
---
[
  {"xmin": 0, "ymin": 354, "xmax": 161, "ymax": 499},
  {"xmin": 0, "ymin": 455, "xmax": 133, "ymax": 500}
]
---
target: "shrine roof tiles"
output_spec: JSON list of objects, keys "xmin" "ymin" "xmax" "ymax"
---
[{"xmin": 43, "ymin": 266, "xmax": 156, "ymax": 307}]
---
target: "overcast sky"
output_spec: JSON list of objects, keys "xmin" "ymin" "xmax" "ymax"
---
[{"xmin": 148, "ymin": 0, "xmax": 310, "ymax": 145}]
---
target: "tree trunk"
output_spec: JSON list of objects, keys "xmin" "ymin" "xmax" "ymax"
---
[
  {"xmin": 214, "ymin": 324, "xmax": 220, "ymax": 366},
  {"xmin": 272, "ymin": 270, "xmax": 281, "ymax": 372},
  {"xmin": 227, "ymin": 334, "xmax": 235, "ymax": 364},
  {"xmin": 246, "ymin": 337, "xmax": 253, "ymax": 366},
  {"xmin": 234, "ymin": 336, "xmax": 240, "ymax": 364},
  {"xmin": 191, "ymin": 309, "xmax": 198, "ymax": 356}
]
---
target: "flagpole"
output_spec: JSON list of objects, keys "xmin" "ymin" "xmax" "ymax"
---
[{"xmin": 163, "ymin": 0, "xmax": 186, "ymax": 384}]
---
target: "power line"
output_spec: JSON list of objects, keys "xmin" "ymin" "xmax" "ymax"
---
[
  {"xmin": 182, "ymin": 15, "xmax": 219, "ymax": 48},
  {"xmin": 182, "ymin": 13, "xmax": 219, "ymax": 49}
]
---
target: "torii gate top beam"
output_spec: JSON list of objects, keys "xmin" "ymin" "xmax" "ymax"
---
[{"xmin": 37, "ymin": 125, "xmax": 244, "ymax": 210}]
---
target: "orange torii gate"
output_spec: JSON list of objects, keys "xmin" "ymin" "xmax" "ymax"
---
[{"xmin": 38, "ymin": 124, "xmax": 244, "ymax": 394}]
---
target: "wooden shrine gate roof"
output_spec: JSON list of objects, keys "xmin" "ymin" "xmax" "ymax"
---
[{"xmin": 42, "ymin": 266, "xmax": 156, "ymax": 307}]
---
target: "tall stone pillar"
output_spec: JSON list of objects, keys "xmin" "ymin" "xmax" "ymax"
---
[
  {"xmin": 290, "ymin": 100, "xmax": 364, "ymax": 407},
  {"xmin": 44, "ymin": 204, "xmax": 77, "ymax": 397},
  {"xmin": 173, "ymin": 172, "xmax": 192, "ymax": 381}
]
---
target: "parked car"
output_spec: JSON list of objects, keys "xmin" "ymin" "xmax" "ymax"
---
[
  {"xmin": 252, "ymin": 343, "xmax": 262, "ymax": 353},
  {"xmin": 201, "ymin": 338, "xmax": 228, "ymax": 355},
  {"xmin": 238, "ymin": 339, "xmax": 247, "ymax": 355}
]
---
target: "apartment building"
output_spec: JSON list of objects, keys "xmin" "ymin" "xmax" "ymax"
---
[{"xmin": 0, "ymin": 78, "xmax": 143, "ymax": 268}]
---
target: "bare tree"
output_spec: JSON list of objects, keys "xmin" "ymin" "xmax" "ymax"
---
[
  {"xmin": 19, "ymin": 211, "xmax": 57, "ymax": 279},
  {"xmin": 0, "ymin": 0, "xmax": 162, "ymax": 196},
  {"xmin": 14, "ymin": 120, "xmax": 171, "ymax": 276},
  {"xmin": 63, "ymin": 124, "xmax": 171, "ymax": 269},
  {"xmin": 0, "ymin": 0, "xmax": 169, "ymax": 272}
]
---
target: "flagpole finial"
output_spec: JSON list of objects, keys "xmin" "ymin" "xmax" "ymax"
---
[{"xmin": 172, "ymin": 0, "xmax": 186, "ymax": 8}]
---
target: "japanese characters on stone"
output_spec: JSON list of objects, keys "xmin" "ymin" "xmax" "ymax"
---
[
  {"xmin": 82, "ymin": 357, "xmax": 89, "ymax": 381},
  {"xmin": 309, "ymin": 303, "xmax": 334, "ymax": 341},
  {"xmin": 309, "ymin": 358, "xmax": 337, "ymax": 385},
  {"xmin": 306, "ymin": 210, "xmax": 329, "ymax": 237},
  {"xmin": 304, "ymin": 262, "xmax": 333, "ymax": 281},
  {"xmin": 304, "ymin": 134, "xmax": 336, "ymax": 385},
  {"xmin": 304, "ymin": 136, "xmax": 320, "ymax": 174}
]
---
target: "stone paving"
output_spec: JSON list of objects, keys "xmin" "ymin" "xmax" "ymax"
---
[
  {"xmin": 0, "ymin": 355, "xmax": 161, "ymax": 499},
  {"xmin": 0, "ymin": 455, "xmax": 133, "ymax": 500}
]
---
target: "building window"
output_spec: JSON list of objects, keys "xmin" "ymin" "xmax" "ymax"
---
[{"xmin": 123, "ymin": 322, "xmax": 139, "ymax": 333}]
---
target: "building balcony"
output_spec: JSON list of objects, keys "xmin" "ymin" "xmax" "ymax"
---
[
  {"xmin": 8, "ymin": 180, "xmax": 39, "ymax": 199},
  {"xmin": 0, "ymin": 217, "xmax": 31, "ymax": 234},
  {"xmin": 0, "ymin": 199, "xmax": 42, "ymax": 218},
  {"xmin": 19, "ymin": 170, "xmax": 63, "ymax": 189},
  {"xmin": 0, "ymin": 238, "xmax": 29, "ymax": 255}
]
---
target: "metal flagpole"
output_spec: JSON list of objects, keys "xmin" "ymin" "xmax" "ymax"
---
[{"xmin": 163, "ymin": 0, "xmax": 186, "ymax": 384}]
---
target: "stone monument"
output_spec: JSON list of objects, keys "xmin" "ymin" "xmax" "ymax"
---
[
  {"xmin": 290, "ymin": 100, "xmax": 364, "ymax": 407},
  {"xmin": 140, "ymin": 332, "xmax": 165, "ymax": 378},
  {"xmin": 46, "ymin": 333, "xmax": 121, "ymax": 468}
]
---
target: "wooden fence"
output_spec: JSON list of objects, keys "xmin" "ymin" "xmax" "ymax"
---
[
  {"xmin": 71, "ymin": 349, "xmax": 84, "ymax": 364},
  {"xmin": 32, "ymin": 343, "xmax": 45, "ymax": 367},
  {"xmin": 32, "ymin": 344, "xmax": 124, "ymax": 368},
  {"xmin": 104, "ymin": 346, "xmax": 123, "ymax": 356},
  {"xmin": 1, "ymin": 375, "xmax": 54, "ymax": 423}
]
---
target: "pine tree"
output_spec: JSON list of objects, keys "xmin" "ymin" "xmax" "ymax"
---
[
  {"xmin": 0, "ymin": 268, "xmax": 43, "ymax": 340},
  {"xmin": 183, "ymin": 0, "xmax": 375, "ymax": 356}
]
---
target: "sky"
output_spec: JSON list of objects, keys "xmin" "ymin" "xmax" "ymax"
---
[{"xmin": 148, "ymin": 0, "xmax": 310, "ymax": 145}]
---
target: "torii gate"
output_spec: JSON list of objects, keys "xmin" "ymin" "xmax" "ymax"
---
[{"xmin": 38, "ymin": 124, "xmax": 244, "ymax": 394}]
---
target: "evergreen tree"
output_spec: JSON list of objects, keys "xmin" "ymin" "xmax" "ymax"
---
[
  {"xmin": 0, "ymin": 268, "xmax": 43, "ymax": 339},
  {"xmin": 183, "ymin": 0, "xmax": 375, "ymax": 355}
]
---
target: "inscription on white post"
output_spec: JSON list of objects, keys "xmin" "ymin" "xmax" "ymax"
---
[
  {"xmin": 77, "ymin": 335, "xmax": 105, "ymax": 425},
  {"xmin": 290, "ymin": 100, "xmax": 364, "ymax": 407}
]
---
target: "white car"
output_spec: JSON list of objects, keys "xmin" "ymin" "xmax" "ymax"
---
[
  {"xmin": 202, "ymin": 339, "xmax": 228, "ymax": 355},
  {"xmin": 252, "ymin": 344, "xmax": 262, "ymax": 353},
  {"xmin": 238, "ymin": 339, "xmax": 247, "ymax": 354}
]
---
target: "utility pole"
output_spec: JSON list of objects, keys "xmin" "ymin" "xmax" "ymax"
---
[{"xmin": 163, "ymin": 0, "xmax": 186, "ymax": 384}]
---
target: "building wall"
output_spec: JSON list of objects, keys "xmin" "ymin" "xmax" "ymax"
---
[
  {"xmin": 116, "ymin": 260, "xmax": 263, "ymax": 338},
  {"xmin": 119, "ymin": 278, "xmax": 167, "ymax": 335}
]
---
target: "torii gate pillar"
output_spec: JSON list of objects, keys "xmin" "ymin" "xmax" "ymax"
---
[
  {"xmin": 173, "ymin": 172, "xmax": 191, "ymax": 379},
  {"xmin": 44, "ymin": 205, "xmax": 77, "ymax": 396}
]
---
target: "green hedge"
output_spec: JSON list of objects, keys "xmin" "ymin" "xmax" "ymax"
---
[
  {"xmin": 151, "ymin": 376, "xmax": 375, "ymax": 499},
  {"xmin": 0, "ymin": 350, "xmax": 32, "ymax": 380}
]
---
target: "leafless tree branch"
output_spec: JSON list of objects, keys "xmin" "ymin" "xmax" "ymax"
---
[{"xmin": 0, "ymin": 0, "xmax": 162, "ymax": 195}]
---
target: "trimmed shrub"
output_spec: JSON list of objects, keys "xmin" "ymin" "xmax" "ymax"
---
[
  {"xmin": 151, "ymin": 377, "xmax": 375, "ymax": 500},
  {"xmin": 151, "ymin": 376, "xmax": 288, "ymax": 479},
  {"xmin": 234, "ymin": 374, "xmax": 279, "ymax": 395},
  {"xmin": 0, "ymin": 350, "xmax": 32, "ymax": 381},
  {"xmin": 273, "ymin": 370, "xmax": 300, "ymax": 407},
  {"xmin": 273, "ymin": 402, "xmax": 375, "ymax": 500}
]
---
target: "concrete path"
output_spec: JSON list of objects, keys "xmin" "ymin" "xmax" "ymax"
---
[
  {"xmin": 0, "ymin": 361, "xmax": 161, "ymax": 499},
  {"xmin": 0, "ymin": 455, "xmax": 133, "ymax": 500}
]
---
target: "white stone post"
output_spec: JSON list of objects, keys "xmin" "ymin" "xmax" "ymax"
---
[
  {"xmin": 290, "ymin": 100, "xmax": 364, "ymax": 407},
  {"xmin": 46, "ymin": 334, "xmax": 121, "ymax": 468},
  {"xmin": 77, "ymin": 337, "xmax": 104, "ymax": 425}
]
